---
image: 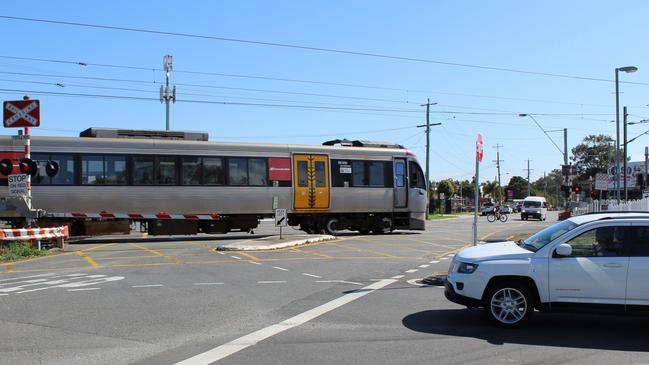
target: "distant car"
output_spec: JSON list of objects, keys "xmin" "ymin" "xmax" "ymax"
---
[
  {"xmin": 500, "ymin": 205, "xmax": 513, "ymax": 214},
  {"xmin": 481, "ymin": 204, "xmax": 495, "ymax": 216}
]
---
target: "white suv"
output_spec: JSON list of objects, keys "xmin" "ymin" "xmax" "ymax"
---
[{"xmin": 445, "ymin": 212, "xmax": 649, "ymax": 327}]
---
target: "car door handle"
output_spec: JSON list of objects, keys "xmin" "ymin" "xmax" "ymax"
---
[{"xmin": 602, "ymin": 263, "xmax": 623, "ymax": 268}]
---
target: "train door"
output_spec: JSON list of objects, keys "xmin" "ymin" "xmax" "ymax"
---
[
  {"xmin": 394, "ymin": 158, "xmax": 408, "ymax": 208},
  {"xmin": 293, "ymin": 154, "xmax": 330, "ymax": 210}
]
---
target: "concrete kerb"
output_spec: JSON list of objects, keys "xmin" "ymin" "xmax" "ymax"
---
[{"xmin": 217, "ymin": 234, "xmax": 336, "ymax": 251}]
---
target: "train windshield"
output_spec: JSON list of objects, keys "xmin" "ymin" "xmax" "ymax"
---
[{"xmin": 409, "ymin": 161, "xmax": 426, "ymax": 190}]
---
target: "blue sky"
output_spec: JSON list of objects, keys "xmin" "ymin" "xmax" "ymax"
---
[{"xmin": 1, "ymin": 1, "xmax": 648, "ymax": 184}]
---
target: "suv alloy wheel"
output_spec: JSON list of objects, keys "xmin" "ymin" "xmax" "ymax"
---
[{"xmin": 484, "ymin": 282, "xmax": 533, "ymax": 328}]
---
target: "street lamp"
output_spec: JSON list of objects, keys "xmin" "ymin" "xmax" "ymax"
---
[{"xmin": 615, "ymin": 66, "xmax": 638, "ymax": 203}]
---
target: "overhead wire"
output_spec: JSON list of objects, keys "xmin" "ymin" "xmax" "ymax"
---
[{"xmin": 3, "ymin": 15, "xmax": 649, "ymax": 87}]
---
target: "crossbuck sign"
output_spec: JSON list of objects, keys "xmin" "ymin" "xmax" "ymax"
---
[{"xmin": 4, "ymin": 100, "xmax": 40, "ymax": 128}]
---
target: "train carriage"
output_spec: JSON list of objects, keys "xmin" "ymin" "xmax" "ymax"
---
[{"xmin": 0, "ymin": 128, "xmax": 427, "ymax": 236}]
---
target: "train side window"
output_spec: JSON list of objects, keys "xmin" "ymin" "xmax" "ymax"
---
[
  {"xmin": 50, "ymin": 154, "xmax": 75, "ymax": 185},
  {"xmin": 105, "ymin": 156, "xmax": 127, "ymax": 184},
  {"xmin": 248, "ymin": 158, "xmax": 267, "ymax": 186},
  {"xmin": 297, "ymin": 161, "xmax": 308, "ymax": 187},
  {"xmin": 204, "ymin": 157, "xmax": 224, "ymax": 185},
  {"xmin": 395, "ymin": 160, "xmax": 405, "ymax": 187},
  {"xmin": 156, "ymin": 156, "xmax": 177, "ymax": 185},
  {"xmin": 409, "ymin": 161, "xmax": 426, "ymax": 190},
  {"xmin": 228, "ymin": 158, "xmax": 248, "ymax": 185},
  {"xmin": 81, "ymin": 155, "xmax": 104, "ymax": 184},
  {"xmin": 315, "ymin": 161, "xmax": 326, "ymax": 187},
  {"xmin": 133, "ymin": 156, "xmax": 154, "ymax": 185},
  {"xmin": 31, "ymin": 153, "xmax": 49, "ymax": 185},
  {"xmin": 331, "ymin": 159, "xmax": 352, "ymax": 187},
  {"xmin": 368, "ymin": 162, "xmax": 385, "ymax": 187},
  {"xmin": 352, "ymin": 161, "xmax": 367, "ymax": 186},
  {"xmin": 182, "ymin": 157, "xmax": 202, "ymax": 185}
]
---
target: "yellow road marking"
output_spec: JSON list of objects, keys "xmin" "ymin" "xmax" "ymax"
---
[
  {"xmin": 76, "ymin": 251, "xmax": 99, "ymax": 268},
  {"xmin": 129, "ymin": 243, "xmax": 184, "ymax": 264},
  {"xmin": 93, "ymin": 255, "xmax": 160, "ymax": 260},
  {"xmin": 328, "ymin": 240, "xmax": 400, "ymax": 258},
  {"xmin": 290, "ymin": 247, "xmax": 334, "ymax": 259},
  {"xmin": 0, "ymin": 266, "xmax": 90, "ymax": 273},
  {"xmin": 4, "ymin": 263, "xmax": 13, "ymax": 273},
  {"xmin": 108, "ymin": 262, "xmax": 180, "ymax": 268},
  {"xmin": 80, "ymin": 243, "xmax": 116, "ymax": 252},
  {"xmin": 237, "ymin": 252, "xmax": 261, "ymax": 262}
]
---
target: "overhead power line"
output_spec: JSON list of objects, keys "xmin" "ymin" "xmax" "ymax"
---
[
  {"xmin": 2, "ymin": 15, "xmax": 649, "ymax": 86},
  {"xmin": 4, "ymin": 54, "xmax": 647, "ymax": 109}
]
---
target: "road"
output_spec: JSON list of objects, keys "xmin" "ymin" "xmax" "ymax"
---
[{"xmin": 0, "ymin": 212, "xmax": 647, "ymax": 365}]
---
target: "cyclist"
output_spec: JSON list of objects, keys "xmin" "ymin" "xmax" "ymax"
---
[{"xmin": 493, "ymin": 202, "xmax": 502, "ymax": 220}]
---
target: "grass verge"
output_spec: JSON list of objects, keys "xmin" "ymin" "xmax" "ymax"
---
[
  {"xmin": 427, "ymin": 214, "xmax": 460, "ymax": 220},
  {"xmin": 0, "ymin": 242, "xmax": 49, "ymax": 261}
]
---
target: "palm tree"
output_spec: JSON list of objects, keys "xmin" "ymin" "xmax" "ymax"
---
[{"xmin": 482, "ymin": 180, "xmax": 502, "ymax": 202}]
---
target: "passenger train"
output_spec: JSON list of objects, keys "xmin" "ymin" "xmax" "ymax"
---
[{"xmin": 0, "ymin": 128, "xmax": 428, "ymax": 236}]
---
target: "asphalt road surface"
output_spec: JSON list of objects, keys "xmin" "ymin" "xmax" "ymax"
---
[{"xmin": 1, "ymin": 212, "xmax": 647, "ymax": 365}]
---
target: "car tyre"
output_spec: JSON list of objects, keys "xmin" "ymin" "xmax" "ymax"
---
[{"xmin": 484, "ymin": 282, "xmax": 533, "ymax": 328}]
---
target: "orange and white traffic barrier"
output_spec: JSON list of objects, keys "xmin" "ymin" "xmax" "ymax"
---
[{"xmin": 0, "ymin": 226, "xmax": 69, "ymax": 249}]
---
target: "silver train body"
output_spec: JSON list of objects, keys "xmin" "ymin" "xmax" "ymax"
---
[{"xmin": 0, "ymin": 131, "xmax": 427, "ymax": 235}]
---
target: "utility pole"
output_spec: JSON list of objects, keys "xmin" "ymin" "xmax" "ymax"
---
[
  {"xmin": 623, "ymin": 106, "xmax": 628, "ymax": 201},
  {"xmin": 160, "ymin": 55, "xmax": 176, "ymax": 130},
  {"xmin": 643, "ymin": 146, "xmax": 649, "ymax": 193},
  {"xmin": 417, "ymin": 99, "xmax": 439, "ymax": 195},
  {"xmin": 524, "ymin": 159, "xmax": 533, "ymax": 197},
  {"xmin": 493, "ymin": 144, "xmax": 504, "ymax": 202}
]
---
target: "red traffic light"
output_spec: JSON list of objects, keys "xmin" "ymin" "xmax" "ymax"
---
[
  {"xmin": 18, "ymin": 158, "xmax": 37, "ymax": 176},
  {"xmin": 574, "ymin": 186, "xmax": 581, "ymax": 193}
]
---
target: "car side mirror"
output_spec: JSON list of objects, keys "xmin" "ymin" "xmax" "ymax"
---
[{"xmin": 554, "ymin": 243, "xmax": 572, "ymax": 257}]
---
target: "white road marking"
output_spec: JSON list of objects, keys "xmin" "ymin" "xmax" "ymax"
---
[
  {"xmin": 418, "ymin": 264, "xmax": 430, "ymax": 268},
  {"xmin": 0, "ymin": 293, "xmax": 8, "ymax": 296},
  {"xmin": 315, "ymin": 280, "xmax": 363, "ymax": 286},
  {"xmin": 272, "ymin": 266, "xmax": 288, "ymax": 271},
  {"xmin": 217, "ymin": 252, "xmax": 225, "ymax": 255},
  {"xmin": 67, "ymin": 288, "xmax": 100, "ymax": 292},
  {"xmin": 249, "ymin": 261, "xmax": 262, "ymax": 265},
  {"xmin": 391, "ymin": 275, "xmax": 404, "ymax": 279},
  {"xmin": 440, "ymin": 257, "xmax": 449, "ymax": 260},
  {"xmin": 257, "ymin": 281, "xmax": 287, "ymax": 284},
  {"xmin": 194, "ymin": 283, "xmax": 225, "ymax": 286},
  {"xmin": 302, "ymin": 273, "xmax": 321, "ymax": 278},
  {"xmin": 7, "ymin": 275, "xmax": 124, "ymax": 294},
  {"xmin": 174, "ymin": 278, "xmax": 396, "ymax": 365},
  {"xmin": 429, "ymin": 260, "xmax": 440, "ymax": 264},
  {"xmin": 370, "ymin": 279, "xmax": 382, "ymax": 281},
  {"xmin": 132, "ymin": 284, "xmax": 164, "ymax": 288},
  {"xmin": 231, "ymin": 256, "xmax": 242, "ymax": 260},
  {"xmin": 405, "ymin": 269, "xmax": 418, "ymax": 273}
]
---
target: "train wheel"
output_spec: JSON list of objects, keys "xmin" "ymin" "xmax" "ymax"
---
[
  {"xmin": 372, "ymin": 217, "xmax": 393, "ymax": 234},
  {"xmin": 324, "ymin": 218, "xmax": 340, "ymax": 236}
]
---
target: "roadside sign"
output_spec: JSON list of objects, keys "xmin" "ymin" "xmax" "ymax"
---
[
  {"xmin": 274, "ymin": 208, "xmax": 288, "ymax": 227},
  {"xmin": 8, "ymin": 174, "xmax": 28, "ymax": 196},
  {"xmin": 476, "ymin": 134, "xmax": 483, "ymax": 163},
  {"xmin": 3, "ymin": 100, "xmax": 40, "ymax": 128},
  {"xmin": 595, "ymin": 173, "xmax": 608, "ymax": 191}
]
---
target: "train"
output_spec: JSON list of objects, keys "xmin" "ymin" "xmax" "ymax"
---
[{"xmin": 0, "ymin": 128, "xmax": 428, "ymax": 236}]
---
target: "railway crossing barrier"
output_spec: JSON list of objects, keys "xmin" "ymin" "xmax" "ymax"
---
[{"xmin": 0, "ymin": 226, "xmax": 69, "ymax": 250}]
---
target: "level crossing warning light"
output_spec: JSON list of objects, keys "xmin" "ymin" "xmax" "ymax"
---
[{"xmin": 0, "ymin": 158, "xmax": 59, "ymax": 177}]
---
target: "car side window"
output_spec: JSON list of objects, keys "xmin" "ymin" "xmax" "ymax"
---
[
  {"xmin": 565, "ymin": 226, "xmax": 626, "ymax": 257},
  {"xmin": 627, "ymin": 226, "xmax": 649, "ymax": 256}
]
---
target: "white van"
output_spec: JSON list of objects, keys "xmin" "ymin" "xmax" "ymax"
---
[{"xmin": 521, "ymin": 196, "xmax": 547, "ymax": 221}]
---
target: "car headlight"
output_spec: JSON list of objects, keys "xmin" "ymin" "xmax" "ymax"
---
[{"xmin": 457, "ymin": 262, "xmax": 479, "ymax": 274}]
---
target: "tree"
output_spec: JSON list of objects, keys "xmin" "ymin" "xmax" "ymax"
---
[
  {"xmin": 482, "ymin": 180, "xmax": 501, "ymax": 201},
  {"xmin": 437, "ymin": 179, "xmax": 455, "ymax": 198},
  {"xmin": 460, "ymin": 180, "xmax": 475, "ymax": 203},
  {"xmin": 571, "ymin": 134, "xmax": 621, "ymax": 181},
  {"xmin": 532, "ymin": 169, "xmax": 562, "ymax": 206},
  {"xmin": 507, "ymin": 175, "xmax": 536, "ymax": 199}
]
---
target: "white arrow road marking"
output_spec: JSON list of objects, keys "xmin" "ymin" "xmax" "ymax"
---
[{"xmin": 174, "ymin": 278, "xmax": 396, "ymax": 365}]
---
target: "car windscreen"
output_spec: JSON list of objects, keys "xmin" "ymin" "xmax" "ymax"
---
[
  {"xmin": 523, "ymin": 201, "xmax": 541, "ymax": 208},
  {"xmin": 522, "ymin": 219, "xmax": 578, "ymax": 251}
]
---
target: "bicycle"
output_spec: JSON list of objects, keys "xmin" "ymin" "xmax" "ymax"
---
[{"xmin": 487, "ymin": 211, "xmax": 508, "ymax": 222}]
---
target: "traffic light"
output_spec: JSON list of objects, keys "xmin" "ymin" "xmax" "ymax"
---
[
  {"xmin": 18, "ymin": 158, "xmax": 37, "ymax": 176},
  {"xmin": 573, "ymin": 185, "xmax": 581, "ymax": 194},
  {"xmin": 561, "ymin": 185, "xmax": 571, "ymax": 198},
  {"xmin": 637, "ymin": 174, "xmax": 646, "ymax": 190},
  {"xmin": 0, "ymin": 159, "xmax": 12, "ymax": 176},
  {"xmin": 45, "ymin": 160, "xmax": 59, "ymax": 177}
]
